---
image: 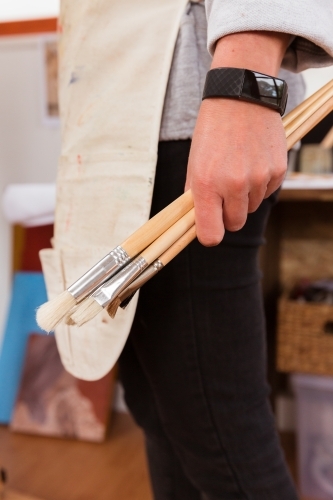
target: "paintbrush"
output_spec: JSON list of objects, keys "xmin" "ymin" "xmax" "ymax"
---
[
  {"xmin": 37, "ymin": 79, "xmax": 333, "ymax": 332},
  {"xmin": 36, "ymin": 189, "xmax": 194, "ymax": 332},
  {"xmin": 107, "ymin": 225, "xmax": 197, "ymax": 317},
  {"xmin": 70, "ymin": 208, "xmax": 195, "ymax": 326},
  {"xmin": 105, "ymin": 79, "xmax": 333, "ymax": 318},
  {"xmin": 286, "ymin": 93, "xmax": 333, "ymax": 150},
  {"xmin": 282, "ymin": 79, "xmax": 333, "ymax": 129},
  {"xmin": 284, "ymin": 81, "xmax": 333, "ymax": 150}
]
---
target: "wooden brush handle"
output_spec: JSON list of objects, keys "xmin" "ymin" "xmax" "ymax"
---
[
  {"xmin": 121, "ymin": 80, "xmax": 331, "ymax": 260},
  {"xmin": 110, "ymin": 226, "xmax": 197, "ymax": 311},
  {"xmin": 141, "ymin": 208, "xmax": 195, "ymax": 265},
  {"xmin": 321, "ymin": 126, "xmax": 333, "ymax": 149},
  {"xmin": 284, "ymin": 84, "xmax": 333, "ymax": 138},
  {"xmin": 283, "ymin": 79, "xmax": 333, "ymax": 128},
  {"xmin": 286, "ymin": 96, "xmax": 333, "ymax": 150},
  {"xmin": 159, "ymin": 225, "xmax": 196, "ymax": 266},
  {"xmin": 122, "ymin": 189, "xmax": 194, "ymax": 257}
]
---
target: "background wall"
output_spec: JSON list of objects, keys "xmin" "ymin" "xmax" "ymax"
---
[
  {"xmin": 0, "ymin": 34, "xmax": 60, "ymax": 346},
  {"xmin": 0, "ymin": 1, "xmax": 59, "ymax": 22},
  {"xmin": 303, "ymin": 66, "xmax": 333, "ymax": 98}
]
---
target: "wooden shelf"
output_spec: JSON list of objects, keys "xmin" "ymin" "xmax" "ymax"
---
[{"xmin": 279, "ymin": 188, "xmax": 333, "ymax": 202}]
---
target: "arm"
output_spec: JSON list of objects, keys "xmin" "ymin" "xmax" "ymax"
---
[{"xmin": 185, "ymin": 31, "xmax": 291, "ymax": 246}]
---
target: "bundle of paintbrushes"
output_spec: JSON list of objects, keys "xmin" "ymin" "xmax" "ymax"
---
[{"xmin": 36, "ymin": 79, "xmax": 333, "ymax": 331}]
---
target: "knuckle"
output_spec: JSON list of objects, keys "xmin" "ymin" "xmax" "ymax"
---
[
  {"xmin": 274, "ymin": 162, "xmax": 287, "ymax": 180},
  {"xmin": 192, "ymin": 175, "xmax": 212, "ymax": 198},
  {"xmin": 229, "ymin": 175, "xmax": 247, "ymax": 192},
  {"xmin": 193, "ymin": 172, "xmax": 211, "ymax": 191},
  {"xmin": 252, "ymin": 171, "xmax": 268, "ymax": 187}
]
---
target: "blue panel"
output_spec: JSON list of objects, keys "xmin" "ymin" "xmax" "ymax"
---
[{"xmin": 0, "ymin": 272, "xmax": 49, "ymax": 423}]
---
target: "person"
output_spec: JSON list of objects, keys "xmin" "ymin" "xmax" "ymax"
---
[
  {"xmin": 48, "ymin": 0, "xmax": 333, "ymax": 497},
  {"xmin": 116, "ymin": 1, "xmax": 333, "ymax": 499}
]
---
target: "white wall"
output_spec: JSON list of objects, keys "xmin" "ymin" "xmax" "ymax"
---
[
  {"xmin": 303, "ymin": 65, "xmax": 333, "ymax": 98},
  {"xmin": 0, "ymin": 34, "xmax": 60, "ymax": 345},
  {"xmin": 0, "ymin": 1, "xmax": 59, "ymax": 22}
]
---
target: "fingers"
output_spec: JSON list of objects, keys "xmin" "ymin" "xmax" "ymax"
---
[
  {"xmin": 264, "ymin": 143, "xmax": 288, "ymax": 198},
  {"xmin": 220, "ymin": 179, "xmax": 249, "ymax": 232},
  {"xmin": 192, "ymin": 164, "xmax": 283, "ymax": 244},
  {"xmin": 247, "ymin": 171, "xmax": 270, "ymax": 213},
  {"xmin": 191, "ymin": 168, "xmax": 267, "ymax": 244},
  {"xmin": 193, "ymin": 188, "xmax": 225, "ymax": 246},
  {"xmin": 264, "ymin": 163, "xmax": 287, "ymax": 199}
]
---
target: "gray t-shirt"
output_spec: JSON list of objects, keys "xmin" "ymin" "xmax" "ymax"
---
[{"xmin": 160, "ymin": 2, "xmax": 305, "ymax": 141}]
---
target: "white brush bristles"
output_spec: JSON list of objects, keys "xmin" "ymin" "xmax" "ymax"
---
[
  {"xmin": 70, "ymin": 297, "xmax": 103, "ymax": 326},
  {"xmin": 36, "ymin": 290, "xmax": 76, "ymax": 333}
]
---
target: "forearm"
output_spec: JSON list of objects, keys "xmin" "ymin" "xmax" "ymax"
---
[{"xmin": 211, "ymin": 31, "xmax": 291, "ymax": 75}]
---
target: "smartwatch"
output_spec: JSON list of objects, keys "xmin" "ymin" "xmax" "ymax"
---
[{"xmin": 202, "ymin": 67, "xmax": 288, "ymax": 116}]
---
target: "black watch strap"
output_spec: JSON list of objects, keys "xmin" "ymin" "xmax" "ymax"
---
[{"xmin": 202, "ymin": 67, "xmax": 288, "ymax": 116}]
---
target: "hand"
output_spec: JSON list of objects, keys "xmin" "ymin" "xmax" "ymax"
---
[
  {"xmin": 185, "ymin": 31, "xmax": 291, "ymax": 246},
  {"xmin": 185, "ymin": 98, "xmax": 287, "ymax": 246}
]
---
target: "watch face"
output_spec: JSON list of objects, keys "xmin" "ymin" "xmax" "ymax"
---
[
  {"xmin": 253, "ymin": 71, "xmax": 287, "ymax": 108},
  {"xmin": 203, "ymin": 68, "xmax": 288, "ymax": 115},
  {"xmin": 242, "ymin": 70, "xmax": 288, "ymax": 114}
]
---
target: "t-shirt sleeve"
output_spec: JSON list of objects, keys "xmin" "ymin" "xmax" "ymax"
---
[{"xmin": 205, "ymin": 0, "xmax": 333, "ymax": 72}]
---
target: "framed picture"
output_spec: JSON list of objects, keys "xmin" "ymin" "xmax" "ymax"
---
[
  {"xmin": 39, "ymin": 36, "xmax": 59, "ymax": 126},
  {"xmin": 11, "ymin": 334, "xmax": 116, "ymax": 442}
]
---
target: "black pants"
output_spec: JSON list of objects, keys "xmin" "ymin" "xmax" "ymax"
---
[{"xmin": 119, "ymin": 141, "xmax": 298, "ymax": 500}]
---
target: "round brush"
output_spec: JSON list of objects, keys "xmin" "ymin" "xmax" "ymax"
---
[{"xmin": 70, "ymin": 208, "xmax": 195, "ymax": 326}]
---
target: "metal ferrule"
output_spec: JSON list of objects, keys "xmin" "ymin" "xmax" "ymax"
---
[
  {"xmin": 92, "ymin": 256, "xmax": 148, "ymax": 307},
  {"xmin": 118, "ymin": 259, "xmax": 164, "ymax": 304},
  {"xmin": 68, "ymin": 246, "xmax": 130, "ymax": 301}
]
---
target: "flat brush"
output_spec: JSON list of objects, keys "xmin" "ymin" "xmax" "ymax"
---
[
  {"xmin": 107, "ymin": 225, "xmax": 197, "ymax": 318},
  {"xmin": 36, "ymin": 189, "xmax": 194, "ymax": 332},
  {"xmin": 70, "ymin": 208, "xmax": 195, "ymax": 326}
]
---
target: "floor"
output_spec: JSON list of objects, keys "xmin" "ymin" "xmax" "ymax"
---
[
  {"xmin": 0, "ymin": 413, "xmax": 312, "ymax": 500},
  {"xmin": 0, "ymin": 413, "xmax": 152, "ymax": 500}
]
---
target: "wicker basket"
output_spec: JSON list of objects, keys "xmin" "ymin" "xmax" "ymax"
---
[{"xmin": 277, "ymin": 296, "xmax": 333, "ymax": 375}]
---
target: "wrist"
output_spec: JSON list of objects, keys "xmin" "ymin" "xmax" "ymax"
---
[{"xmin": 211, "ymin": 31, "xmax": 291, "ymax": 76}]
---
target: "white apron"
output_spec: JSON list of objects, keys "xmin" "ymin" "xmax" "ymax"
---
[{"xmin": 40, "ymin": 0, "xmax": 188, "ymax": 380}]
